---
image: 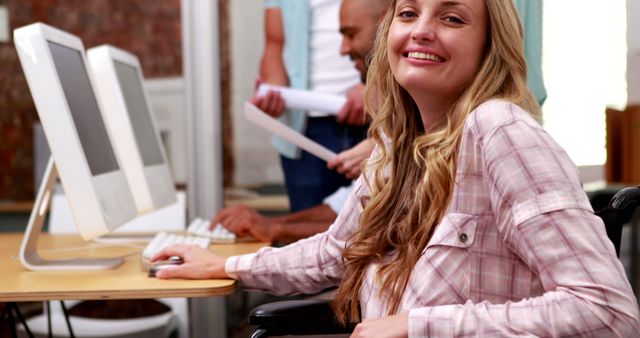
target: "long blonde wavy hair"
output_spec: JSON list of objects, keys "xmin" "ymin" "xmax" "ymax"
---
[{"xmin": 333, "ymin": 0, "xmax": 541, "ymax": 323}]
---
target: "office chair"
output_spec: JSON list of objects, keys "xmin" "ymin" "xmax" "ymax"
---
[{"xmin": 247, "ymin": 187, "xmax": 640, "ymax": 338}]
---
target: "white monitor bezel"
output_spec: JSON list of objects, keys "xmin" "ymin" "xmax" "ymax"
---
[
  {"xmin": 87, "ymin": 45, "xmax": 177, "ymax": 212},
  {"xmin": 14, "ymin": 23, "xmax": 137, "ymax": 240}
]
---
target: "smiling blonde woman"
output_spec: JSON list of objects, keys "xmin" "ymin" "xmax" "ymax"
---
[{"xmin": 152, "ymin": 1, "xmax": 640, "ymax": 336}]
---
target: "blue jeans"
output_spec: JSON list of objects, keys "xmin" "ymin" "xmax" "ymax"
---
[{"xmin": 281, "ymin": 117, "xmax": 367, "ymax": 212}]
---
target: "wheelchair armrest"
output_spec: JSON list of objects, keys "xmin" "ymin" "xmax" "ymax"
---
[
  {"xmin": 249, "ymin": 299, "xmax": 357, "ymax": 335},
  {"xmin": 609, "ymin": 187, "xmax": 640, "ymax": 210},
  {"xmin": 594, "ymin": 187, "xmax": 640, "ymax": 257}
]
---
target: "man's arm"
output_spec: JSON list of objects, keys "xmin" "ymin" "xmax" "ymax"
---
[
  {"xmin": 268, "ymin": 204, "xmax": 337, "ymax": 243},
  {"xmin": 271, "ymin": 204, "xmax": 337, "ymax": 223},
  {"xmin": 270, "ymin": 220, "xmax": 333, "ymax": 244},
  {"xmin": 213, "ymin": 204, "xmax": 337, "ymax": 243},
  {"xmin": 261, "ymin": 8, "xmax": 288, "ymax": 85},
  {"xmin": 251, "ymin": 8, "xmax": 288, "ymax": 117}
]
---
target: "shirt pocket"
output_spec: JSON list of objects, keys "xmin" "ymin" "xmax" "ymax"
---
[
  {"xmin": 410, "ymin": 213, "xmax": 478, "ymax": 304},
  {"xmin": 424, "ymin": 213, "xmax": 477, "ymax": 252}
]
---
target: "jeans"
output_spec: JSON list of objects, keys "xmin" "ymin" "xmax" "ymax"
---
[{"xmin": 281, "ymin": 116, "xmax": 367, "ymax": 212}]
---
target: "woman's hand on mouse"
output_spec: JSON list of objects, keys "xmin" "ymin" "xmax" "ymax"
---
[{"xmin": 150, "ymin": 244, "xmax": 230, "ymax": 280}]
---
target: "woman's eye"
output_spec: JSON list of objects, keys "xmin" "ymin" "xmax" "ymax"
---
[
  {"xmin": 444, "ymin": 16, "xmax": 464, "ymax": 24},
  {"xmin": 398, "ymin": 10, "xmax": 417, "ymax": 19}
]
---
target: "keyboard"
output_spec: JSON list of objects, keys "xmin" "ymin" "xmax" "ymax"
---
[
  {"xmin": 140, "ymin": 231, "xmax": 210, "ymax": 271},
  {"xmin": 186, "ymin": 217, "xmax": 237, "ymax": 243}
]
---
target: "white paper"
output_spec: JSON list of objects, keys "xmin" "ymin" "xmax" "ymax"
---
[
  {"xmin": 244, "ymin": 102, "xmax": 337, "ymax": 162},
  {"xmin": 257, "ymin": 84, "xmax": 347, "ymax": 115}
]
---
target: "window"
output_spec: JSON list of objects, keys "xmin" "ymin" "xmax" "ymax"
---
[{"xmin": 542, "ymin": 0, "xmax": 627, "ymax": 167}]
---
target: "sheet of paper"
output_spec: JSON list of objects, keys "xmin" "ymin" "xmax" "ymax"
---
[
  {"xmin": 244, "ymin": 102, "xmax": 337, "ymax": 162},
  {"xmin": 257, "ymin": 84, "xmax": 347, "ymax": 115}
]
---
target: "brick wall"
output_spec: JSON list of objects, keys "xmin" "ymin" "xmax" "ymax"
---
[{"xmin": 0, "ymin": 0, "xmax": 181, "ymax": 200}]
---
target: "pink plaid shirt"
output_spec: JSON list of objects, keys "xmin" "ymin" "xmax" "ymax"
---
[{"xmin": 226, "ymin": 100, "xmax": 640, "ymax": 337}]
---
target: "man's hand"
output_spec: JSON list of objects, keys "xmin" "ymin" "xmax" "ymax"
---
[
  {"xmin": 150, "ymin": 244, "xmax": 228, "ymax": 280},
  {"xmin": 328, "ymin": 139, "xmax": 374, "ymax": 179},
  {"xmin": 212, "ymin": 204, "xmax": 278, "ymax": 243},
  {"xmin": 250, "ymin": 78, "xmax": 287, "ymax": 118},
  {"xmin": 254, "ymin": 7, "xmax": 288, "ymax": 118},
  {"xmin": 337, "ymin": 83, "xmax": 367, "ymax": 126},
  {"xmin": 351, "ymin": 313, "xmax": 409, "ymax": 338}
]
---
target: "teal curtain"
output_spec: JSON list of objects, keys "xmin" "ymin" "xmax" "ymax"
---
[{"xmin": 514, "ymin": 0, "xmax": 547, "ymax": 105}]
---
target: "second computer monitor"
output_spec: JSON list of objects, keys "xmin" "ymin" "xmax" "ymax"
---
[{"xmin": 87, "ymin": 45, "xmax": 176, "ymax": 214}]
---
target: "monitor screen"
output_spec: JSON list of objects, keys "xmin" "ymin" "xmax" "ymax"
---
[
  {"xmin": 113, "ymin": 61, "xmax": 164, "ymax": 166},
  {"xmin": 48, "ymin": 41, "xmax": 120, "ymax": 176}
]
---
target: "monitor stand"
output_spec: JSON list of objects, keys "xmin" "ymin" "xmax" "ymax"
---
[{"xmin": 19, "ymin": 156, "xmax": 124, "ymax": 271}]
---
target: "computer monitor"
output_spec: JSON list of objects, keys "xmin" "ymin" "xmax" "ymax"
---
[
  {"xmin": 14, "ymin": 23, "xmax": 138, "ymax": 270},
  {"xmin": 87, "ymin": 45, "xmax": 176, "ymax": 213}
]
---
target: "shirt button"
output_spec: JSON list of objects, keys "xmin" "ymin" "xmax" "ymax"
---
[{"xmin": 459, "ymin": 233, "xmax": 468, "ymax": 243}]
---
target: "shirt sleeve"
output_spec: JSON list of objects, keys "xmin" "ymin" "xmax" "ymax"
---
[
  {"xmin": 408, "ymin": 107, "xmax": 640, "ymax": 337},
  {"xmin": 225, "ymin": 175, "xmax": 367, "ymax": 295},
  {"xmin": 264, "ymin": 0, "xmax": 281, "ymax": 9}
]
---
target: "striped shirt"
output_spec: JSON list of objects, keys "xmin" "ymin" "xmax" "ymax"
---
[{"xmin": 226, "ymin": 99, "xmax": 640, "ymax": 337}]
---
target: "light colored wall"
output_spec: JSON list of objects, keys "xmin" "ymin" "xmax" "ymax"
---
[
  {"xmin": 231, "ymin": 0, "xmax": 284, "ymax": 187},
  {"xmin": 629, "ymin": 0, "xmax": 640, "ymax": 104}
]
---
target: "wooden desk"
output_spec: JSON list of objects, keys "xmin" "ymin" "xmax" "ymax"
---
[
  {"xmin": 0, "ymin": 233, "xmax": 266, "ymax": 302},
  {"xmin": 225, "ymin": 195, "xmax": 289, "ymax": 213}
]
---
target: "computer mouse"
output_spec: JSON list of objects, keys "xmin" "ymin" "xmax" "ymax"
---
[{"xmin": 148, "ymin": 257, "xmax": 183, "ymax": 278}]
